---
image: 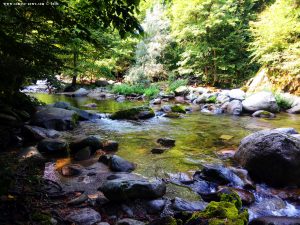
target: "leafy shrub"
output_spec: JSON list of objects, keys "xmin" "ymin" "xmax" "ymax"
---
[
  {"xmin": 168, "ymin": 79, "xmax": 188, "ymax": 92},
  {"xmin": 112, "ymin": 84, "xmax": 159, "ymax": 98},
  {"xmin": 275, "ymin": 93, "xmax": 293, "ymax": 110}
]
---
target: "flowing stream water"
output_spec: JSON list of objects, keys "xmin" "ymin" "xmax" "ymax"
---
[{"xmin": 33, "ymin": 93, "xmax": 300, "ymax": 219}]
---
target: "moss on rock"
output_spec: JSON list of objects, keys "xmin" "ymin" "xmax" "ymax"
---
[
  {"xmin": 186, "ymin": 194, "xmax": 248, "ymax": 225},
  {"xmin": 110, "ymin": 106, "xmax": 155, "ymax": 120},
  {"xmin": 171, "ymin": 105, "xmax": 186, "ymax": 113}
]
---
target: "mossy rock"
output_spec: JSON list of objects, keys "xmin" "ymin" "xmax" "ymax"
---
[
  {"xmin": 186, "ymin": 194, "xmax": 248, "ymax": 225},
  {"xmin": 110, "ymin": 106, "xmax": 155, "ymax": 120},
  {"xmin": 171, "ymin": 105, "xmax": 186, "ymax": 114},
  {"xmin": 206, "ymin": 96, "xmax": 217, "ymax": 104}
]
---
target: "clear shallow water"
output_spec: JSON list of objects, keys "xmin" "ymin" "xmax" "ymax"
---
[
  {"xmin": 33, "ymin": 93, "xmax": 300, "ymax": 178},
  {"xmin": 34, "ymin": 93, "xmax": 300, "ymax": 213}
]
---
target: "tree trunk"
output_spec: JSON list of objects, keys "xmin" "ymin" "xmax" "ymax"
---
[
  {"xmin": 212, "ymin": 49, "xmax": 217, "ymax": 86},
  {"xmin": 71, "ymin": 51, "xmax": 78, "ymax": 86}
]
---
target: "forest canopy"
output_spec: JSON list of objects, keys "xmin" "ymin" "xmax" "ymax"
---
[{"xmin": 1, "ymin": 0, "xmax": 299, "ymax": 97}]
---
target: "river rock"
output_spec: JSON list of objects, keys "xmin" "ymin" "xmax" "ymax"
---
[
  {"xmin": 194, "ymin": 164, "xmax": 244, "ymax": 187},
  {"xmin": 102, "ymin": 140, "xmax": 119, "ymax": 152},
  {"xmin": 53, "ymin": 101, "xmax": 100, "ymax": 120},
  {"xmin": 23, "ymin": 125, "xmax": 60, "ymax": 141},
  {"xmin": 242, "ymin": 91, "xmax": 279, "ymax": 113},
  {"xmin": 31, "ymin": 107, "xmax": 79, "ymax": 131},
  {"xmin": 99, "ymin": 177, "xmax": 166, "ymax": 201},
  {"xmin": 109, "ymin": 155, "xmax": 136, "ymax": 172},
  {"xmin": 157, "ymin": 138, "xmax": 175, "ymax": 147},
  {"xmin": 65, "ymin": 208, "xmax": 101, "ymax": 225},
  {"xmin": 228, "ymin": 89, "xmax": 246, "ymax": 101},
  {"xmin": 74, "ymin": 146, "xmax": 92, "ymax": 160},
  {"xmin": 163, "ymin": 112, "xmax": 181, "ymax": 118},
  {"xmin": 274, "ymin": 128, "xmax": 298, "ymax": 134},
  {"xmin": 61, "ymin": 164, "xmax": 82, "ymax": 176},
  {"xmin": 37, "ymin": 138, "xmax": 68, "ymax": 155},
  {"xmin": 67, "ymin": 193, "xmax": 88, "ymax": 205},
  {"xmin": 150, "ymin": 98, "xmax": 162, "ymax": 105},
  {"xmin": 159, "ymin": 92, "xmax": 175, "ymax": 99},
  {"xmin": 248, "ymin": 195, "xmax": 286, "ymax": 218},
  {"xmin": 252, "ymin": 110, "xmax": 275, "ymax": 118},
  {"xmin": 95, "ymin": 80, "xmax": 109, "ymax": 87},
  {"xmin": 175, "ymin": 86, "xmax": 189, "ymax": 96},
  {"xmin": 171, "ymin": 197, "xmax": 206, "ymax": 212},
  {"xmin": 145, "ymin": 199, "xmax": 166, "ymax": 214},
  {"xmin": 226, "ymin": 100, "xmax": 243, "ymax": 115},
  {"xmin": 151, "ymin": 148, "xmax": 168, "ymax": 154},
  {"xmin": 117, "ymin": 218, "xmax": 145, "ymax": 225},
  {"xmin": 72, "ymin": 88, "xmax": 89, "ymax": 97},
  {"xmin": 217, "ymin": 94, "xmax": 230, "ymax": 104},
  {"xmin": 249, "ymin": 216, "xmax": 300, "ymax": 225},
  {"xmin": 175, "ymin": 96, "xmax": 186, "ymax": 104},
  {"xmin": 287, "ymin": 104, "xmax": 300, "ymax": 114},
  {"xmin": 234, "ymin": 129, "xmax": 300, "ymax": 186},
  {"xmin": 110, "ymin": 107, "xmax": 155, "ymax": 120},
  {"xmin": 69, "ymin": 136, "xmax": 103, "ymax": 154},
  {"xmin": 171, "ymin": 105, "xmax": 186, "ymax": 113}
]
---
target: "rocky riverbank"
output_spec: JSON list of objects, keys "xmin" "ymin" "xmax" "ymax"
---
[{"xmin": 2, "ymin": 83, "xmax": 300, "ymax": 224}]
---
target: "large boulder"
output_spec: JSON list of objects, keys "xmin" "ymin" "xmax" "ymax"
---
[
  {"xmin": 31, "ymin": 107, "xmax": 79, "ymax": 131},
  {"xmin": 37, "ymin": 138, "xmax": 68, "ymax": 156},
  {"xmin": 69, "ymin": 136, "xmax": 103, "ymax": 154},
  {"xmin": 53, "ymin": 101, "xmax": 100, "ymax": 120},
  {"xmin": 227, "ymin": 89, "xmax": 246, "ymax": 101},
  {"xmin": 242, "ymin": 91, "xmax": 279, "ymax": 113},
  {"xmin": 234, "ymin": 130, "xmax": 300, "ymax": 186},
  {"xmin": 99, "ymin": 177, "xmax": 166, "ymax": 201},
  {"xmin": 110, "ymin": 106, "xmax": 155, "ymax": 120},
  {"xmin": 287, "ymin": 104, "xmax": 300, "ymax": 114},
  {"xmin": 23, "ymin": 125, "xmax": 60, "ymax": 141}
]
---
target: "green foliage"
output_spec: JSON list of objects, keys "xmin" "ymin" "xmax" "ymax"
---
[
  {"xmin": 168, "ymin": 0, "xmax": 260, "ymax": 87},
  {"xmin": 112, "ymin": 84, "xmax": 160, "ymax": 98},
  {"xmin": 168, "ymin": 79, "xmax": 188, "ymax": 92},
  {"xmin": 249, "ymin": 0, "xmax": 300, "ymax": 76},
  {"xmin": 275, "ymin": 93, "xmax": 293, "ymax": 110},
  {"xmin": 0, "ymin": 0, "xmax": 142, "ymax": 96}
]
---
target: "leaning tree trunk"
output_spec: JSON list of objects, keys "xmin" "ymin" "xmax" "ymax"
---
[{"xmin": 71, "ymin": 51, "xmax": 78, "ymax": 86}]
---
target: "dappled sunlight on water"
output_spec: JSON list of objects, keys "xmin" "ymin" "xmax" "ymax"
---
[{"xmin": 34, "ymin": 93, "xmax": 300, "ymax": 179}]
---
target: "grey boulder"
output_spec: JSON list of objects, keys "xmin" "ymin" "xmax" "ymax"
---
[
  {"xmin": 242, "ymin": 91, "xmax": 279, "ymax": 113},
  {"xmin": 234, "ymin": 129, "xmax": 300, "ymax": 186},
  {"xmin": 31, "ymin": 107, "xmax": 79, "ymax": 131}
]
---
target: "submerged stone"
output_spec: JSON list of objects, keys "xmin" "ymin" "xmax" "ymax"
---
[{"xmin": 157, "ymin": 138, "xmax": 176, "ymax": 147}]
